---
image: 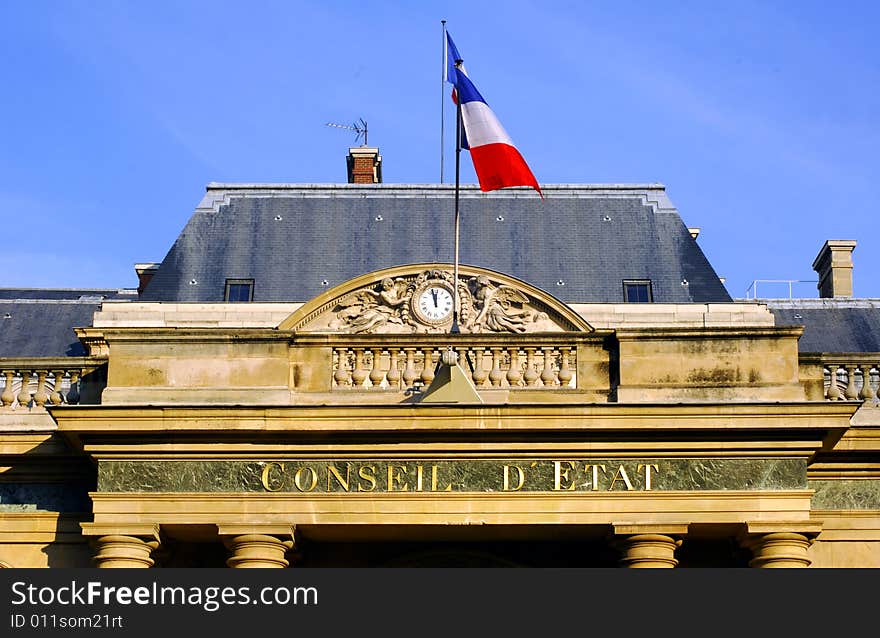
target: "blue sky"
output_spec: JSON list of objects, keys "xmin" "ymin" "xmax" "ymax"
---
[{"xmin": 2, "ymin": 1, "xmax": 878, "ymax": 298}]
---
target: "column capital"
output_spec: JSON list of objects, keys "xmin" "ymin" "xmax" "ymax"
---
[
  {"xmin": 92, "ymin": 535, "xmax": 157, "ymax": 568},
  {"xmin": 612, "ymin": 524, "xmax": 689, "ymax": 536},
  {"xmin": 81, "ymin": 522, "xmax": 161, "ymax": 540},
  {"xmin": 614, "ymin": 533, "xmax": 683, "ymax": 568},
  {"xmin": 743, "ymin": 532, "xmax": 813, "ymax": 568},
  {"xmin": 223, "ymin": 534, "xmax": 294, "ymax": 568}
]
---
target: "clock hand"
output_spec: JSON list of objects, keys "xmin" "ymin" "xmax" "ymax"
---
[{"xmin": 431, "ymin": 289, "xmax": 438, "ymax": 307}]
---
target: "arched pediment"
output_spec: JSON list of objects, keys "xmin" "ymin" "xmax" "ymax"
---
[{"xmin": 277, "ymin": 264, "xmax": 593, "ymax": 334}]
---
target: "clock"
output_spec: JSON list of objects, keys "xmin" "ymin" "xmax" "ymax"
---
[{"xmin": 413, "ymin": 282, "xmax": 455, "ymax": 325}]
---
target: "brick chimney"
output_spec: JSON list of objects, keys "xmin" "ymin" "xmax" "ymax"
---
[
  {"xmin": 346, "ymin": 147, "xmax": 382, "ymax": 184},
  {"xmin": 134, "ymin": 262, "xmax": 160, "ymax": 298},
  {"xmin": 812, "ymin": 240, "xmax": 856, "ymax": 298}
]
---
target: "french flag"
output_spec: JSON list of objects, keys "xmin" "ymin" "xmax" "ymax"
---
[{"xmin": 445, "ymin": 32, "xmax": 542, "ymax": 198}]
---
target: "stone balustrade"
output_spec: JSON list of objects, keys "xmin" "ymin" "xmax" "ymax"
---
[
  {"xmin": 332, "ymin": 344, "xmax": 577, "ymax": 391},
  {"xmin": 822, "ymin": 358, "xmax": 879, "ymax": 402},
  {"xmin": 0, "ymin": 359, "xmax": 99, "ymax": 410}
]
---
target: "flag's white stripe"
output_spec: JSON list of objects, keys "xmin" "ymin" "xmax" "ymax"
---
[{"xmin": 461, "ymin": 101, "xmax": 514, "ymax": 148}]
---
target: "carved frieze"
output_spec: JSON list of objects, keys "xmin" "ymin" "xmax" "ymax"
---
[{"xmin": 305, "ymin": 270, "xmax": 565, "ymax": 334}]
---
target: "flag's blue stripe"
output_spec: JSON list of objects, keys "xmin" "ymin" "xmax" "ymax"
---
[
  {"xmin": 446, "ymin": 32, "xmax": 461, "ymax": 83},
  {"xmin": 453, "ymin": 69, "xmax": 487, "ymax": 105}
]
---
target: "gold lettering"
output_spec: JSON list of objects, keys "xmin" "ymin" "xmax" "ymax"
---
[
  {"xmin": 260, "ymin": 462, "xmax": 285, "ymax": 492},
  {"xmin": 584, "ymin": 464, "xmax": 606, "ymax": 491},
  {"xmin": 357, "ymin": 465, "xmax": 377, "ymax": 492},
  {"xmin": 387, "ymin": 464, "xmax": 409, "ymax": 491},
  {"xmin": 609, "ymin": 464, "xmax": 634, "ymax": 491},
  {"xmin": 416, "ymin": 465, "xmax": 424, "ymax": 492},
  {"xmin": 327, "ymin": 464, "xmax": 350, "ymax": 492},
  {"xmin": 503, "ymin": 465, "xmax": 526, "ymax": 491},
  {"xmin": 553, "ymin": 461, "xmax": 577, "ymax": 491},
  {"xmin": 293, "ymin": 466, "xmax": 318, "ymax": 492},
  {"xmin": 638, "ymin": 464, "xmax": 659, "ymax": 491},
  {"xmin": 431, "ymin": 465, "xmax": 452, "ymax": 491}
]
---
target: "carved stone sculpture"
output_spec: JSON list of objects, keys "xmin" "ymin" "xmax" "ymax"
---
[{"xmin": 313, "ymin": 270, "xmax": 563, "ymax": 334}]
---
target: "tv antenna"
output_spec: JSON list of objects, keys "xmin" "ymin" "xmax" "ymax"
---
[{"xmin": 325, "ymin": 118, "xmax": 368, "ymax": 146}]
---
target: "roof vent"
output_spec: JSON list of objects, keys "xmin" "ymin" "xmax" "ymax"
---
[{"xmin": 688, "ymin": 227, "xmax": 701, "ymax": 239}]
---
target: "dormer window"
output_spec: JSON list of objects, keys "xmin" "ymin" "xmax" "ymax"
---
[
  {"xmin": 623, "ymin": 280, "xmax": 652, "ymax": 303},
  {"xmin": 225, "ymin": 279, "xmax": 254, "ymax": 302}
]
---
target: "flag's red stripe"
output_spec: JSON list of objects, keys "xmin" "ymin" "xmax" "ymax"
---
[{"xmin": 469, "ymin": 143, "xmax": 543, "ymax": 197}]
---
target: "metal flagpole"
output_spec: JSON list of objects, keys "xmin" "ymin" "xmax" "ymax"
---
[
  {"xmin": 440, "ymin": 20, "xmax": 446, "ymax": 184},
  {"xmin": 451, "ymin": 90, "xmax": 462, "ymax": 334}
]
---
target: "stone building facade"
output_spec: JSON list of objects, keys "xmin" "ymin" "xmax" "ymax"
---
[{"xmin": 1, "ymin": 148, "xmax": 878, "ymax": 567}]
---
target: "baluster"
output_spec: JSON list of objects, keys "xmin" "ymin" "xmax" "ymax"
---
[
  {"xmin": 369, "ymin": 348, "xmax": 386, "ymax": 388},
  {"xmin": 472, "ymin": 348, "xmax": 488, "ymax": 387},
  {"xmin": 825, "ymin": 366, "xmax": 841, "ymax": 400},
  {"xmin": 402, "ymin": 349, "xmax": 417, "ymax": 388},
  {"xmin": 334, "ymin": 349, "xmax": 351, "ymax": 387},
  {"xmin": 49, "ymin": 370, "xmax": 65, "ymax": 405},
  {"xmin": 844, "ymin": 365, "xmax": 859, "ymax": 400},
  {"xmin": 66, "ymin": 370, "xmax": 81, "ymax": 405},
  {"xmin": 523, "ymin": 348, "xmax": 539, "ymax": 386},
  {"xmin": 420, "ymin": 348, "xmax": 435, "ymax": 385},
  {"xmin": 858, "ymin": 365, "xmax": 877, "ymax": 401},
  {"xmin": 17, "ymin": 371, "xmax": 32, "ymax": 408},
  {"xmin": 506, "ymin": 348, "xmax": 523, "ymax": 387},
  {"xmin": 558, "ymin": 348, "xmax": 573, "ymax": 388},
  {"xmin": 351, "ymin": 349, "xmax": 368, "ymax": 388},
  {"xmin": 540, "ymin": 348, "xmax": 558, "ymax": 387},
  {"xmin": 33, "ymin": 370, "xmax": 49, "ymax": 408},
  {"xmin": 1, "ymin": 371, "xmax": 15, "ymax": 408},
  {"xmin": 386, "ymin": 349, "xmax": 401, "ymax": 390},
  {"xmin": 489, "ymin": 348, "xmax": 504, "ymax": 387}
]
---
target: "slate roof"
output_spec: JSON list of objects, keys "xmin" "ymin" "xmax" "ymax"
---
[
  {"xmin": 0, "ymin": 289, "xmax": 135, "ymax": 301},
  {"xmin": 0, "ymin": 298, "xmax": 114, "ymax": 358},
  {"xmin": 140, "ymin": 183, "xmax": 732, "ymax": 304},
  {"xmin": 768, "ymin": 300, "xmax": 880, "ymax": 353}
]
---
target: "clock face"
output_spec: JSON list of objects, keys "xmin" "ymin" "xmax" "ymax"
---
[{"xmin": 415, "ymin": 285, "xmax": 454, "ymax": 324}]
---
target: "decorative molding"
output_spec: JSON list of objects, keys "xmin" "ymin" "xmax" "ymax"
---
[{"xmin": 279, "ymin": 264, "xmax": 593, "ymax": 334}]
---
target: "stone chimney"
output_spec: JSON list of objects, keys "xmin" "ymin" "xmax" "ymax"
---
[
  {"xmin": 346, "ymin": 147, "xmax": 382, "ymax": 184},
  {"xmin": 812, "ymin": 240, "xmax": 856, "ymax": 298},
  {"xmin": 134, "ymin": 262, "xmax": 160, "ymax": 297}
]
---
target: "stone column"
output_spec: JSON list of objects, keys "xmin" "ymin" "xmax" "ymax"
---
[
  {"xmin": 224, "ymin": 534, "xmax": 293, "ymax": 568},
  {"xmin": 617, "ymin": 534, "xmax": 683, "ymax": 568},
  {"xmin": 747, "ymin": 533, "xmax": 812, "ymax": 568},
  {"xmin": 93, "ymin": 535, "xmax": 156, "ymax": 568}
]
